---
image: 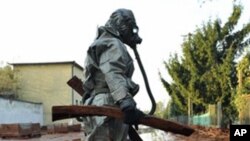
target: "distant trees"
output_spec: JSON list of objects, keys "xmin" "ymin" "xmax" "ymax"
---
[
  {"xmin": 235, "ymin": 53, "xmax": 250, "ymax": 121},
  {"xmin": 154, "ymin": 101, "xmax": 168, "ymax": 119},
  {"xmin": 0, "ymin": 65, "xmax": 19, "ymax": 98},
  {"xmin": 237, "ymin": 53, "xmax": 250, "ymax": 94},
  {"xmin": 160, "ymin": 4, "xmax": 250, "ymax": 127}
]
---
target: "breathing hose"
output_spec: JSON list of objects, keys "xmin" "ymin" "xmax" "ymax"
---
[{"xmin": 132, "ymin": 46, "xmax": 156, "ymax": 115}]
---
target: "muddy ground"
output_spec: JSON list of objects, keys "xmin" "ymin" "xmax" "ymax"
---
[
  {"xmin": 0, "ymin": 125, "xmax": 229, "ymax": 141},
  {"xmin": 168, "ymin": 125, "xmax": 229, "ymax": 141}
]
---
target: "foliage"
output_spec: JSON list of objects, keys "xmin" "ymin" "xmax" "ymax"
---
[
  {"xmin": 234, "ymin": 92, "xmax": 247, "ymax": 116},
  {"xmin": 154, "ymin": 101, "xmax": 168, "ymax": 119},
  {"xmin": 0, "ymin": 65, "xmax": 19, "ymax": 98},
  {"xmin": 234, "ymin": 53, "xmax": 250, "ymax": 118},
  {"xmin": 237, "ymin": 53, "xmax": 250, "ymax": 94},
  {"xmin": 160, "ymin": 4, "xmax": 250, "ymax": 126}
]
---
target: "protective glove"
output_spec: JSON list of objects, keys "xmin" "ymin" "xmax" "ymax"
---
[
  {"xmin": 127, "ymin": 80, "xmax": 140, "ymax": 96},
  {"xmin": 129, "ymin": 83, "xmax": 139, "ymax": 96},
  {"xmin": 118, "ymin": 96, "xmax": 145, "ymax": 125}
]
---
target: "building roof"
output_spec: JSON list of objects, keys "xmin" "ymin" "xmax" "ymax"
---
[{"xmin": 10, "ymin": 61, "xmax": 83, "ymax": 70}]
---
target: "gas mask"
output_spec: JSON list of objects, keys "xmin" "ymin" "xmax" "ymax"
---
[
  {"xmin": 105, "ymin": 9, "xmax": 156, "ymax": 115},
  {"xmin": 105, "ymin": 9, "xmax": 142, "ymax": 48}
]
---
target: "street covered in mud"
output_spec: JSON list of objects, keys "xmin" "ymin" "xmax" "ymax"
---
[
  {"xmin": 0, "ymin": 124, "xmax": 229, "ymax": 141},
  {"xmin": 170, "ymin": 125, "xmax": 229, "ymax": 141}
]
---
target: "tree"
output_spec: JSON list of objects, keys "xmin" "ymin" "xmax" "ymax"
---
[
  {"xmin": 160, "ymin": 4, "xmax": 250, "ymax": 127},
  {"xmin": 154, "ymin": 101, "xmax": 168, "ymax": 119},
  {"xmin": 0, "ymin": 65, "xmax": 19, "ymax": 98},
  {"xmin": 237, "ymin": 53, "xmax": 250, "ymax": 94},
  {"xmin": 234, "ymin": 53, "xmax": 250, "ymax": 122}
]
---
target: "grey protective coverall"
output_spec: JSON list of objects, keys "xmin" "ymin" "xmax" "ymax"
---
[{"xmin": 83, "ymin": 26, "xmax": 139, "ymax": 141}]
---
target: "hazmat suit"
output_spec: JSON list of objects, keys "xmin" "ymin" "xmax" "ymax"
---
[{"xmin": 82, "ymin": 9, "xmax": 144, "ymax": 141}]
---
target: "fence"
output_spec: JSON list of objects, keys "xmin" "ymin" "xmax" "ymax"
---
[{"xmin": 170, "ymin": 103, "xmax": 222, "ymax": 127}]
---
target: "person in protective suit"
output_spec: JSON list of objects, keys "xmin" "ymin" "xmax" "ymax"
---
[{"xmin": 82, "ymin": 8, "xmax": 145, "ymax": 141}]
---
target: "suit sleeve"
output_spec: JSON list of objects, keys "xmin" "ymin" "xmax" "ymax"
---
[{"xmin": 99, "ymin": 41, "xmax": 131, "ymax": 103}]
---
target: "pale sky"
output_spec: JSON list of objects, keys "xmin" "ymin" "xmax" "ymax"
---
[{"xmin": 1, "ymin": 0, "xmax": 250, "ymax": 111}]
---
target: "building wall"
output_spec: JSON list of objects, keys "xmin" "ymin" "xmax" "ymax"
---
[
  {"xmin": 0, "ymin": 97, "xmax": 43, "ymax": 124},
  {"xmin": 14, "ymin": 62, "xmax": 83, "ymax": 125}
]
